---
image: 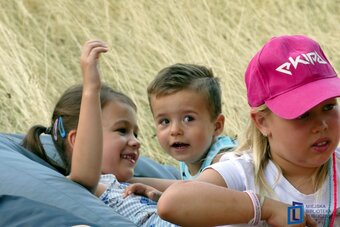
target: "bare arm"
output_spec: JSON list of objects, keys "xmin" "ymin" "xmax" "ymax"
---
[
  {"xmin": 128, "ymin": 160, "xmax": 228, "ymax": 192},
  {"xmin": 123, "ymin": 178, "xmax": 178, "ymax": 201},
  {"xmin": 67, "ymin": 40, "xmax": 108, "ymax": 194},
  {"xmin": 128, "ymin": 177, "xmax": 179, "ymax": 192},
  {"xmin": 158, "ymin": 180, "xmax": 254, "ymax": 226},
  {"xmin": 158, "ymin": 180, "xmax": 316, "ymax": 227},
  {"xmin": 195, "ymin": 168, "xmax": 227, "ymax": 186},
  {"xmin": 158, "ymin": 168, "xmax": 316, "ymax": 227},
  {"xmin": 125, "ymin": 172, "xmax": 223, "ymax": 202}
]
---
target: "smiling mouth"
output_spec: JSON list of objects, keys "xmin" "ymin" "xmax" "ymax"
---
[{"xmin": 120, "ymin": 153, "xmax": 138, "ymax": 163}]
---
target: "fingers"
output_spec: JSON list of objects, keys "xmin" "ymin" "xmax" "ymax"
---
[
  {"xmin": 80, "ymin": 39, "xmax": 109, "ymax": 90},
  {"xmin": 123, "ymin": 183, "xmax": 146, "ymax": 198},
  {"xmin": 122, "ymin": 183, "xmax": 162, "ymax": 202},
  {"xmin": 289, "ymin": 214, "xmax": 316, "ymax": 227},
  {"xmin": 148, "ymin": 191, "xmax": 162, "ymax": 202},
  {"xmin": 304, "ymin": 214, "xmax": 317, "ymax": 227},
  {"xmin": 81, "ymin": 40, "xmax": 108, "ymax": 64},
  {"xmin": 122, "ymin": 185, "xmax": 133, "ymax": 198}
]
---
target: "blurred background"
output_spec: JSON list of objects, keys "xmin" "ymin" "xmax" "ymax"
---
[{"xmin": 0, "ymin": 0, "xmax": 339, "ymax": 165}]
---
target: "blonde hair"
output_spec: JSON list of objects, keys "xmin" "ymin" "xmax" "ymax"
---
[{"xmin": 236, "ymin": 105, "xmax": 329, "ymax": 196}]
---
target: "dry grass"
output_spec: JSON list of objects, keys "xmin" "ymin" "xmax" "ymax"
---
[{"xmin": 0, "ymin": 0, "xmax": 339, "ymax": 165}]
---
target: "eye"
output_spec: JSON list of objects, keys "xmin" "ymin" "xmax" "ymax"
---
[
  {"xmin": 134, "ymin": 131, "xmax": 138, "ymax": 138},
  {"xmin": 116, "ymin": 128, "xmax": 127, "ymax": 134},
  {"xmin": 296, "ymin": 112, "xmax": 310, "ymax": 120},
  {"xmin": 323, "ymin": 103, "xmax": 337, "ymax": 111},
  {"xmin": 183, "ymin": 115, "xmax": 194, "ymax": 122},
  {"xmin": 159, "ymin": 118, "xmax": 170, "ymax": 125}
]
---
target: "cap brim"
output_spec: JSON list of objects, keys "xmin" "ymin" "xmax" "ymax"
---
[{"xmin": 265, "ymin": 77, "xmax": 340, "ymax": 119}]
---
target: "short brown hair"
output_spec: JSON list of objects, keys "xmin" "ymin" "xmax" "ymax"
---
[{"xmin": 147, "ymin": 63, "xmax": 221, "ymax": 119}]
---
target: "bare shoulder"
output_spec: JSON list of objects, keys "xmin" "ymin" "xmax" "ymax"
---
[
  {"xmin": 212, "ymin": 148, "xmax": 234, "ymax": 164},
  {"xmin": 212, "ymin": 152, "xmax": 226, "ymax": 163},
  {"xmin": 95, "ymin": 183, "xmax": 107, "ymax": 197}
]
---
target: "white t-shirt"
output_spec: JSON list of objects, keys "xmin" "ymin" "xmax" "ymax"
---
[{"xmin": 209, "ymin": 150, "xmax": 340, "ymax": 227}]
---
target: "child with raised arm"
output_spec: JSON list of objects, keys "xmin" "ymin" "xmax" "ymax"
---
[
  {"xmin": 23, "ymin": 40, "xmax": 177, "ymax": 226},
  {"xmin": 158, "ymin": 35, "xmax": 340, "ymax": 226}
]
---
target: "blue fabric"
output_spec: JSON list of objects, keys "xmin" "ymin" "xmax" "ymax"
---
[
  {"xmin": 100, "ymin": 174, "xmax": 178, "ymax": 226},
  {"xmin": 134, "ymin": 155, "xmax": 180, "ymax": 179},
  {"xmin": 0, "ymin": 133, "xmax": 180, "ymax": 226},
  {"xmin": 179, "ymin": 135, "xmax": 237, "ymax": 180},
  {"xmin": 0, "ymin": 195, "xmax": 98, "ymax": 227},
  {"xmin": 5, "ymin": 133, "xmax": 180, "ymax": 179},
  {"xmin": 0, "ymin": 133, "xmax": 136, "ymax": 226}
]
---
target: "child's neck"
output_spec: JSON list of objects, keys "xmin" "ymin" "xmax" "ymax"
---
[
  {"xmin": 287, "ymin": 176, "xmax": 315, "ymax": 194},
  {"xmin": 186, "ymin": 161, "xmax": 203, "ymax": 177},
  {"xmin": 278, "ymin": 161, "xmax": 318, "ymax": 194},
  {"xmin": 186, "ymin": 138, "xmax": 218, "ymax": 176}
]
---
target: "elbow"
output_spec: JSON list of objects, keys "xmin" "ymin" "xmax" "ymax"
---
[
  {"xmin": 157, "ymin": 197, "xmax": 173, "ymax": 221},
  {"xmin": 68, "ymin": 173, "xmax": 99, "ymax": 194},
  {"xmin": 157, "ymin": 181, "xmax": 188, "ymax": 222}
]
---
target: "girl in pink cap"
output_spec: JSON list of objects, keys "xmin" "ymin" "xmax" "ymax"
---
[{"xmin": 157, "ymin": 35, "xmax": 340, "ymax": 226}]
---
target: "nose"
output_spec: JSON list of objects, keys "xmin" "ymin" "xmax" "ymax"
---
[
  {"xmin": 129, "ymin": 135, "xmax": 141, "ymax": 149},
  {"xmin": 312, "ymin": 117, "xmax": 328, "ymax": 134},
  {"xmin": 170, "ymin": 121, "xmax": 183, "ymax": 136}
]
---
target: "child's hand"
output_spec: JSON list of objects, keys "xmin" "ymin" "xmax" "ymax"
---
[
  {"xmin": 80, "ymin": 40, "xmax": 108, "ymax": 92},
  {"xmin": 264, "ymin": 198, "xmax": 317, "ymax": 227},
  {"xmin": 123, "ymin": 183, "xmax": 162, "ymax": 202}
]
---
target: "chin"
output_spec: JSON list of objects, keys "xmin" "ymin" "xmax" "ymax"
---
[{"xmin": 117, "ymin": 171, "xmax": 134, "ymax": 182}]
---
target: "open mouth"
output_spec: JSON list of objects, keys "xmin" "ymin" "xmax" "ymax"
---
[
  {"xmin": 311, "ymin": 139, "xmax": 330, "ymax": 153},
  {"xmin": 120, "ymin": 153, "xmax": 138, "ymax": 164},
  {"xmin": 313, "ymin": 141, "xmax": 328, "ymax": 147},
  {"xmin": 171, "ymin": 142, "xmax": 190, "ymax": 149}
]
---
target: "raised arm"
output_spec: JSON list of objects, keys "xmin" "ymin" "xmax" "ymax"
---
[{"xmin": 68, "ymin": 40, "xmax": 108, "ymax": 193}]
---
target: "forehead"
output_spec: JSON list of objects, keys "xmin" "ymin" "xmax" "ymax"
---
[
  {"xmin": 150, "ymin": 89, "xmax": 211, "ymax": 115},
  {"xmin": 102, "ymin": 101, "xmax": 137, "ymax": 125}
]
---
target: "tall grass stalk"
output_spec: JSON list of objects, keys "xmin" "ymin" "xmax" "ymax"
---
[{"xmin": 0, "ymin": 0, "xmax": 339, "ymax": 165}]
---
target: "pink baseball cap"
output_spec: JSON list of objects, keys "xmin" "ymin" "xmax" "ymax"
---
[{"xmin": 245, "ymin": 35, "xmax": 340, "ymax": 119}]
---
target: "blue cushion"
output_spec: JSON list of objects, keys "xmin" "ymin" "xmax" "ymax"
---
[
  {"xmin": 134, "ymin": 155, "xmax": 180, "ymax": 179},
  {"xmin": 0, "ymin": 195, "xmax": 98, "ymax": 226},
  {"xmin": 0, "ymin": 133, "xmax": 135, "ymax": 226},
  {"xmin": 6, "ymin": 133, "xmax": 180, "ymax": 179},
  {"xmin": 0, "ymin": 133, "xmax": 180, "ymax": 226}
]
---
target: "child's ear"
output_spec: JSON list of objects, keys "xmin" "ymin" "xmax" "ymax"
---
[
  {"xmin": 213, "ymin": 114, "xmax": 225, "ymax": 136},
  {"xmin": 67, "ymin": 129, "xmax": 77, "ymax": 151},
  {"xmin": 251, "ymin": 111, "xmax": 270, "ymax": 137}
]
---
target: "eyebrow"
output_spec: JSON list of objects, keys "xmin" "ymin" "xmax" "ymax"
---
[{"xmin": 114, "ymin": 119, "xmax": 139, "ymax": 131}]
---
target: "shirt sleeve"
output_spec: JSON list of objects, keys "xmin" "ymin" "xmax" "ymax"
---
[{"xmin": 207, "ymin": 153, "xmax": 255, "ymax": 191}]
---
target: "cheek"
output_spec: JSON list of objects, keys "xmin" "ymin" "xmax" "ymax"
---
[
  {"xmin": 102, "ymin": 137, "xmax": 119, "ymax": 165},
  {"xmin": 190, "ymin": 129, "xmax": 213, "ymax": 148},
  {"xmin": 270, "ymin": 124, "xmax": 307, "ymax": 153},
  {"xmin": 156, "ymin": 129, "xmax": 167, "ymax": 145},
  {"xmin": 329, "ymin": 115, "xmax": 340, "ymax": 140},
  {"xmin": 102, "ymin": 146, "xmax": 115, "ymax": 168}
]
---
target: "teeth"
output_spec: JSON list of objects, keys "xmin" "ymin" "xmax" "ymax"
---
[
  {"xmin": 121, "ymin": 154, "xmax": 135, "ymax": 161},
  {"xmin": 316, "ymin": 141, "xmax": 327, "ymax": 146}
]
